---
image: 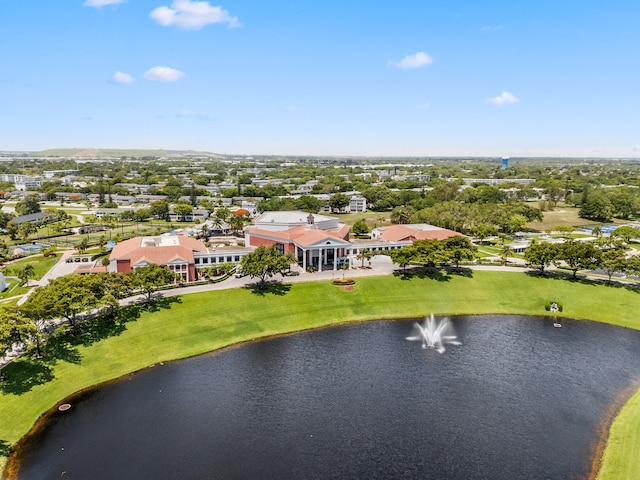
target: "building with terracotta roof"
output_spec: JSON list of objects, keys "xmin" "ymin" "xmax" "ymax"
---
[
  {"xmin": 371, "ymin": 224, "xmax": 461, "ymax": 243},
  {"xmin": 109, "ymin": 235, "xmax": 252, "ymax": 281},
  {"xmin": 244, "ymin": 211, "xmax": 351, "ymax": 271}
]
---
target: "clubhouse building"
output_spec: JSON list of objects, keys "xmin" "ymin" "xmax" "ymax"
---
[{"xmin": 108, "ymin": 211, "xmax": 462, "ymax": 278}]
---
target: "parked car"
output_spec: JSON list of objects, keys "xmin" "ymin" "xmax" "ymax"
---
[
  {"xmin": 234, "ymin": 269, "xmax": 247, "ymax": 278},
  {"xmin": 285, "ymin": 270, "xmax": 300, "ymax": 276}
]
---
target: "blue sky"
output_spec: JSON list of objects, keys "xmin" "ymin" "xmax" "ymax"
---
[{"xmin": 1, "ymin": 0, "xmax": 639, "ymax": 157}]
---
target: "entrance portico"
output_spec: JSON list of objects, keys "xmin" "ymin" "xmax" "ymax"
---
[{"xmin": 296, "ymin": 238, "xmax": 352, "ymax": 271}]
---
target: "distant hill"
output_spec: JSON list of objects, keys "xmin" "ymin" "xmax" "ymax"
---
[{"xmin": 34, "ymin": 148, "xmax": 223, "ymax": 158}]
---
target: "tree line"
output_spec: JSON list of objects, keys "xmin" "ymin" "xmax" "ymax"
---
[
  {"xmin": 524, "ymin": 233, "xmax": 640, "ymax": 281},
  {"xmin": 0, "ymin": 264, "xmax": 175, "ymax": 358}
]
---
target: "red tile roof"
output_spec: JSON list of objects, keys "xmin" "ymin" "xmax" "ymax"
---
[{"xmin": 110, "ymin": 235, "xmax": 207, "ymax": 268}]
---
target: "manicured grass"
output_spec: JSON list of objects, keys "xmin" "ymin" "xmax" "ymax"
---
[
  {"xmin": 1, "ymin": 271, "xmax": 640, "ymax": 476},
  {"xmin": 598, "ymin": 389, "xmax": 640, "ymax": 480},
  {"xmin": 0, "ymin": 281, "xmax": 29, "ymax": 301},
  {"xmin": 526, "ymin": 203, "xmax": 627, "ymax": 232},
  {"xmin": 1, "ymin": 255, "xmax": 60, "ymax": 281}
]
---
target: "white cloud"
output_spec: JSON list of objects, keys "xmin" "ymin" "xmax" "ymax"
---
[
  {"xmin": 418, "ymin": 102, "xmax": 430, "ymax": 109},
  {"xmin": 176, "ymin": 110, "xmax": 214, "ymax": 121},
  {"xmin": 392, "ymin": 52, "xmax": 433, "ymax": 70},
  {"xmin": 150, "ymin": 1, "xmax": 240, "ymax": 29},
  {"xmin": 144, "ymin": 66, "xmax": 185, "ymax": 82},
  {"xmin": 633, "ymin": 145, "xmax": 640, "ymax": 152},
  {"xmin": 489, "ymin": 91, "xmax": 519, "ymax": 106},
  {"xmin": 112, "ymin": 71, "xmax": 134, "ymax": 84},
  {"xmin": 481, "ymin": 25, "xmax": 503, "ymax": 31},
  {"xmin": 83, "ymin": 0, "xmax": 125, "ymax": 8},
  {"xmin": 283, "ymin": 105, "xmax": 297, "ymax": 112}
]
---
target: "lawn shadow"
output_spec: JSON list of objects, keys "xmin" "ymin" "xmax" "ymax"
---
[
  {"xmin": 145, "ymin": 295, "xmax": 182, "ymax": 313},
  {"xmin": 246, "ymin": 281, "xmax": 292, "ymax": 296},
  {"xmin": 444, "ymin": 266, "xmax": 474, "ymax": 278},
  {"xmin": 393, "ymin": 267, "xmax": 452, "ymax": 282},
  {"xmin": 0, "ymin": 439, "xmax": 12, "ymax": 457},
  {"xmin": 524, "ymin": 270, "xmax": 640, "ymax": 293},
  {"xmin": 0, "ymin": 296, "xmax": 182, "ymax": 396},
  {"xmin": 0, "ymin": 358, "xmax": 54, "ymax": 395}
]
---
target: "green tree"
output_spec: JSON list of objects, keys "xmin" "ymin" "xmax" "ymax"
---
[
  {"xmin": 601, "ymin": 248, "xmax": 627, "ymax": 284},
  {"xmin": 611, "ymin": 226, "xmax": 640, "ymax": 243},
  {"xmin": 389, "ymin": 248, "xmax": 414, "ymax": 269},
  {"xmin": 557, "ymin": 240, "xmax": 601, "ymax": 279},
  {"xmin": 128, "ymin": 264, "xmax": 176, "ymax": 304},
  {"xmin": 524, "ymin": 242, "xmax": 559, "ymax": 274},
  {"xmin": 213, "ymin": 206, "xmax": 231, "ymax": 231},
  {"xmin": 240, "ymin": 245, "xmax": 296, "ymax": 288},
  {"xmin": 499, "ymin": 244, "xmax": 513, "ymax": 265},
  {"xmin": 173, "ymin": 203, "xmax": 193, "ymax": 222},
  {"xmin": 30, "ymin": 274, "xmax": 102, "ymax": 328},
  {"xmin": 351, "ymin": 219, "xmax": 369, "ymax": 236},
  {"xmin": 6, "ymin": 220, "xmax": 19, "ymax": 241},
  {"xmin": 442, "ymin": 235, "xmax": 477, "ymax": 267},
  {"xmin": 356, "ymin": 248, "xmax": 372, "ymax": 267},
  {"xmin": 328, "ymin": 192, "xmax": 350, "ymax": 213},
  {"xmin": 0, "ymin": 211, "xmax": 14, "ymax": 229},
  {"xmin": 150, "ymin": 200, "xmax": 170, "ymax": 220},
  {"xmin": 579, "ymin": 189, "xmax": 614, "ymax": 221},
  {"xmin": 17, "ymin": 298, "xmax": 51, "ymax": 357},
  {"xmin": 0, "ymin": 309, "xmax": 35, "ymax": 357},
  {"xmin": 15, "ymin": 194, "xmax": 42, "ymax": 216},
  {"xmin": 228, "ymin": 214, "xmax": 245, "ymax": 235},
  {"xmin": 18, "ymin": 222, "xmax": 37, "ymax": 240},
  {"xmin": 390, "ymin": 206, "xmax": 415, "ymax": 225},
  {"xmin": 295, "ymin": 195, "xmax": 324, "ymax": 213},
  {"xmin": 75, "ymin": 237, "xmax": 89, "ymax": 254},
  {"xmin": 469, "ymin": 224, "xmax": 498, "ymax": 244},
  {"xmin": 19, "ymin": 264, "xmax": 34, "ymax": 286}
]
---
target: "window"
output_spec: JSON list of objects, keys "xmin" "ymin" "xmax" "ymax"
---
[{"xmin": 275, "ymin": 243, "xmax": 284, "ymax": 255}]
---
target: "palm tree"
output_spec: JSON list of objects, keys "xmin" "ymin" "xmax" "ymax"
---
[
  {"xmin": 499, "ymin": 244, "xmax": 512, "ymax": 266},
  {"xmin": 20, "ymin": 264, "xmax": 35, "ymax": 285},
  {"xmin": 356, "ymin": 248, "xmax": 372, "ymax": 268}
]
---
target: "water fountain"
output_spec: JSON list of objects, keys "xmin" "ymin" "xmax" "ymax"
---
[{"xmin": 406, "ymin": 314, "xmax": 461, "ymax": 353}]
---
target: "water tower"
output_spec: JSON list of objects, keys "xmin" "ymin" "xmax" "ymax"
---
[{"xmin": 501, "ymin": 157, "xmax": 509, "ymax": 169}]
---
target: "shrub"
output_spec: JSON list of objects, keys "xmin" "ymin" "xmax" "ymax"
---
[{"xmin": 545, "ymin": 300, "xmax": 563, "ymax": 312}]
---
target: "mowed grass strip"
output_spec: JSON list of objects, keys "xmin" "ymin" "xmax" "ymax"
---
[
  {"xmin": 1, "ymin": 270, "xmax": 640, "ymax": 476},
  {"xmin": 598, "ymin": 391, "xmax": 640, "ymax": 480}
]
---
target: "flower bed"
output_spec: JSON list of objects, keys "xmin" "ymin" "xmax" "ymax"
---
[{"xmin": 332, "ymin": 278, "xmax": 355, "ymax": 286}]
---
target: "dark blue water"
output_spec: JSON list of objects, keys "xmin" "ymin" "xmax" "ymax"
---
[{"xmin": 9, "ymin": 315, "xmax": 640, "ymax": 480}]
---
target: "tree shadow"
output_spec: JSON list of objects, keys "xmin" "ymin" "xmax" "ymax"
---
[
  {"xmin": 0, "ymin": 439, "xmax": 12, "ymax": 457},
  {"xmin": 523, "ymin": 270, "xmax": 640, "ymax": 294},
  {"xmin": 0, "ymin": 296, "xmax": 183, "ymax": 396},
  {"xmin": 444, "ymin": 266, "xmax": 474, "ymax": 278},
  {"xmin": 145, "ymin": 295, "xmax": 182, "ymax": 313},
  {"xmin": 393, "ymin": 267, "xmax": 452, "ymax": 282},
  {"xmin": 0, "ymin": 358, "xmax": 54, "ymax": 395},
  {"xmin": 246, "ymin": 281, "xmax": 292, "ymax": 296}
]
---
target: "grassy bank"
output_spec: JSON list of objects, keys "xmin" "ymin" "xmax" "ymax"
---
[{"xmin": 1, "ymin": 270, "xmax": 640, "ymax": 476}]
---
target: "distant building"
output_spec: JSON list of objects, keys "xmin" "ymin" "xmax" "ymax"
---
[
  {"xmin": 14, "ymin": 175, "xmax": 43, "ymax": 191},
  {"xmin": 348, "ymin": 196, "xmax": 367, "ymax": 213}
]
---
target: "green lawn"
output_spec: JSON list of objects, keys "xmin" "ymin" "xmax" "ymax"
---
[
  {"xmin": 1, "ymin": 271, "xmax": 640, "ymax": 476},
  {"xmin": 1, "ymin": 255, "xmax": 60, "ymax": 281},
  {"xmin": 0, "ymin": 280, "xmax": 29, "ymax": 301}
]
